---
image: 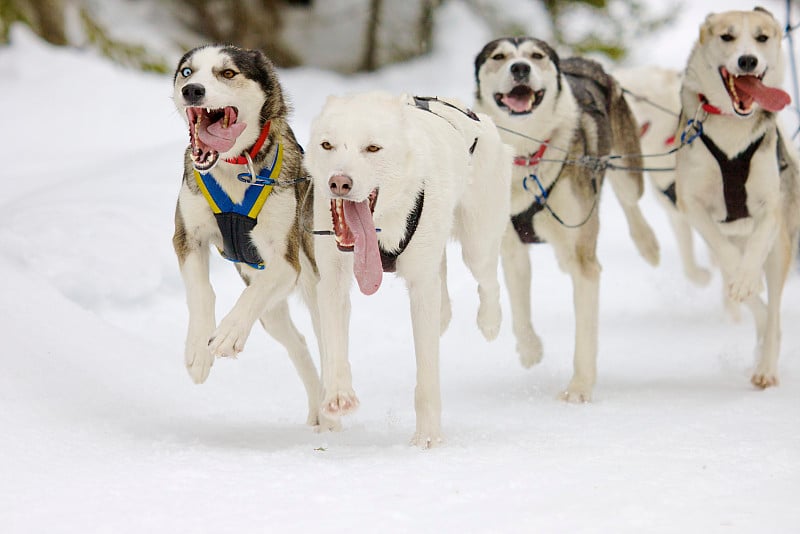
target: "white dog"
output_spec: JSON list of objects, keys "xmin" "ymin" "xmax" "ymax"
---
[
  {"xmin": 304, "ymin": 92, "xmax": 511, "ymax": 447},
  {"xmin": 675, "ymin": 8, "xmax": 800, "ymax": 387}
]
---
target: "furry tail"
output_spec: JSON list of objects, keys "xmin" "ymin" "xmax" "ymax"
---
[{"xmin": 608, "ymin": 84, "xmax": 645, "ymax": 204}]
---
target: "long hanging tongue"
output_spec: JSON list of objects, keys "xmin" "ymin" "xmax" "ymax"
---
[
  {"xmin": 342, "ymin": 199, "xmax": 382, "ymax": 295},
  {"xmin": 198, "ymin": 108, "xmax": 247, "ymax": 152},
  {"xmin": 734, "ymin": 76, "xmax": 791, "ymax": 112}
]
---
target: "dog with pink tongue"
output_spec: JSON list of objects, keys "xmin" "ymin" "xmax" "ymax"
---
[{"xmin": 305, "ymin": 92, "xmax": 511, "ymax": 447}]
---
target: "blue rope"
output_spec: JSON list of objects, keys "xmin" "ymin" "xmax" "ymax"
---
[{"xmin": 522, "ymin": 173, "xmax": 548, "ymax": 204}]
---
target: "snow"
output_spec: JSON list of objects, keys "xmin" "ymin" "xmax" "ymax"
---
[{"xmin": 1, "ymin": 1, "xmax": 799, "ymax": 532}]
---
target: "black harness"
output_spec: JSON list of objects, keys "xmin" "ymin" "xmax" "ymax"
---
[
  {"xmin": 379, "ymin": 190, "xmax": 425, "ymax": 272},
  {"xmin": 699, "ymin": 133, "xmax": 764, "ymax": 223}
]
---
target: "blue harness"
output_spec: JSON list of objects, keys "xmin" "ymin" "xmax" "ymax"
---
[{"xmin": 193, "ymin": 143, "xmax": 283, "ymax": 269}]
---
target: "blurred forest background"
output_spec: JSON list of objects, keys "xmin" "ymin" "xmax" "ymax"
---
[{"xmin": 0, "ymin": 0, "xmax": 673, "ymax": 73}]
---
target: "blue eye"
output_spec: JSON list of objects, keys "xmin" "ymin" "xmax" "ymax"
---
[{"xmin": 181, "ymin": 67, "xmax": 192, "ymax": 77}]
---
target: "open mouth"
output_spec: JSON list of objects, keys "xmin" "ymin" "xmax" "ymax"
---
[
  {"xmin": 329, "ymin": 188, "xmax": 382, "ymax": 295},
  {"xmin": 494, "ymin": 85, "xmax": 545, "ymax": 115},
  {"xmin": 186, "ymin": 106, "xmax": 247, "ymax": 171},
  {"xmin": 718, "ymin": 67, "xmax": 791, "ymax": 116},
  {"xmin": 330, "ymin": 189, "xmax": 379, "ymax": 251}
]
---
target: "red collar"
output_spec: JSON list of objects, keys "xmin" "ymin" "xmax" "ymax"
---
[
  {"xmin": 698, "ymin": 94, "xmax": 723, "ymax": 115},
  {"xmin": 224, "ymin": 120, "xmax": 271, "ymax": 165},
  {"xmin": 513, "ymin": 139, "xmax": 550, "ymax": 167}
]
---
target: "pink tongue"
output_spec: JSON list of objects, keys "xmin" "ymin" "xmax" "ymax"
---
[
  {"xmin": 501, "ymin": 94, "xmax": 531, "ymax": 113},
  {"xmin": 734, "ymin": 76, "xmax": 791, "ymax": 112},
  {"xmin": 342, "ymin": 199, "xmax": 382, "ymax": 295},
  {"xmin": 198, "ymin": 119, "xmax": 247, "ymax": 152}
]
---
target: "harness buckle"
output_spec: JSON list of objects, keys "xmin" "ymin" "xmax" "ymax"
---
[{"xmin": 236, "ymin": 151, "xmax": 275, "ymax": 186}]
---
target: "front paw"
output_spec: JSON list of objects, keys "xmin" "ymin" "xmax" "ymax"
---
[
  {"xmin": 477, "ymin": 297, "xmax": 501, "ymax": 341},
  {"xmin": 321, "ymin": 389, "xmax": 360, "ymax": 417},
  {"xmin": 185, "ymin": 337, "xmax": 214, "ymax": 384},
  {"xmin": 208, "ymin": 319, "xmax": 250, "ymax": 358},
  {"xmin": 751, "ymin": 361, "xmax": 779, "ymax": 389},
  {"xmin": 559, "ymin": 378, "xmax": 593, "ymax": 403},
  {"xmin": 727, "ymin": 267, "xmax": 763, "ymax": 302}
]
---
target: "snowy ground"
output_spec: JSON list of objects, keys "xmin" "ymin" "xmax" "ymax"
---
[{"xmin": 1, "ymin": 1, "xmax": 799, "ymax": 532}]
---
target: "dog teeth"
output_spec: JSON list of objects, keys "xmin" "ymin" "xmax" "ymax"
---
[{"xmin": 223, "ymin": 113, "xmax": 229, "ymax": 129}]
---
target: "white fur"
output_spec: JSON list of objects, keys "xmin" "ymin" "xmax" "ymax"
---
[
  {"xmin": 474, "ymin": 39, "xmax": 660, "ymax": 402},
  {"xmin": 675, "ymin": 9, "xmax": 799, "ymax": 388},
  {"xmin": 305, "ymin": 92, "xmax": 511, "ymax": 447}
]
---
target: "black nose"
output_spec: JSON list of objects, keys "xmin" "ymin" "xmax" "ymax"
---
[
  {"xmin": 181, "ymin": 83, "xmax": 205, "ymax": 104},
  {"xmin": 510, "ymin": 62, "xmax": 531, "ymax": 81},
  {"xmin": 738, "ymin": 55, "xmax": 758, "ymax": 73}
]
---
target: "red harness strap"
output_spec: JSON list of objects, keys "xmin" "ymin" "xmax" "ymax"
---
[
  {"xmin": 698, "ymin": 94, "xmax": 723, "ymax": 115},
  {"xmin": 513, "ymin": 140, "xmax": 550, "ymax": 167},
  {"xmin": 224, "ymin": 120, "xmax": 271, "ymax": 165}
]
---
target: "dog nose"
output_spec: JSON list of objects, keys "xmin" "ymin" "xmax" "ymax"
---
[
  {"xmin": 510, "ymin": 62, "xmax": 531, "ymax": 81},
  {"xmin": 181, "ymin": 83, "xmax": 205, "ymax": 104},
  {"xmin": 328, "ymin": 174, "xmax": 353, "ymax": 196},
  {"xmin": 738, "ymin": 55, "xmax": 758, "ymax": 73}
]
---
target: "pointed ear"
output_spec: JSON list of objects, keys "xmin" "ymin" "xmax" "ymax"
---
[{"xmin": 698, "ymin": 13, "xmax": 716, "ymax": 45}]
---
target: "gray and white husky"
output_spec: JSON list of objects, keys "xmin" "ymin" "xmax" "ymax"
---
[
  {"xmin": 171, "ymin": 45, "xmax": 328, "ymax": 427},
  {"xmin": 474, "ymin": 37, "xmax": 660, "ymax": 402}
]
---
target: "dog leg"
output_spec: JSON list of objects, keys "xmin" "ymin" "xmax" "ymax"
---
[
  {"xmin": 316, "ymin": 254, "xmax": 359, "ymax": 419},
  {"xmin": 500, "ymin": 225, "xmax": 544, "ymax": 367},
  {"xmin": 407, "ymin": 274, "xmax": 443, "ymax": 448},
  {"xmin": 728, "ymin": 211, "xmax": 779, "ymax": 302},
  {"xmin": 560, "ymin": 262, "xmax": 600, "ymax": 403},
  {"xmin": 258, "ymin": 300, "xmax": 337, "ymax": 429},
  {"xmin": 458, "ymin": 209, "xmax": 502, "ymax": 342},
  {"xmin": 209, "ymin": 259, "xmax": 296, "ymax": 358},
  {"xmin": 665, "ymin": 207, "xmax": 711, "ymax": 285},
  {"xmin": 439, "ymin": 252, "xmax": 452, "ymax": 335},
  {"xmin": 179, "ymin": 246, "xmax": 217, "ymax": 384},
  {"xmin": 751, "ymin": 238, "xmax": 790, "ymax": 388}
]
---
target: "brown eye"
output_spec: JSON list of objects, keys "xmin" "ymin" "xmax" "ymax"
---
[
  {"xmin": 491, "ymin": 53, "xmax": 505, "ymax": 60},
  {"xmin": 321, "ymin": 141, "xmax": 333, "ymax": 150},
  {"xmin": 721, "ymin": 34, "xmax": 734, "ymax": 42},
  {"xmin": 365, "ymin": 144, "xmax": 382, "ymax": 153},
  {"xmin": 221, "ymin": 69, "xmax": 237, "ymax": 79},
  {"xmin": 531, "ymin": 52, "xmax": 544, "ymax": 60},
  {"xmin": 756, "ymin": 34, "xmax": 768, "ymax": 43}
]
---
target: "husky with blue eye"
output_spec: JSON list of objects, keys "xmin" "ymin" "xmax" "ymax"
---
[
  {"xmin": 172, "ymin": 44, "xmax": 331, "ymax": 429},
  {"xmin": 474, "ymin": 37, "xmax": 660, "ymax": 403},
  {"xmin": 675, "ymin": 8, "xmax": 800, "ymax": 389}
]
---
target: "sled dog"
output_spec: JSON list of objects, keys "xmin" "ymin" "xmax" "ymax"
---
[
  {"xmin": 172, "ymin": 45, "xmax": 326, "ymax": 426},
  {"xmin": 474, "ymin": 37, "xmax": 660, "ymax": 401},
  {"xmin": 305, "ymin": 92, "xmax": 511, "ymax": 447},
  {"xmin": 675, "ymin": 8, "xmax": 800, "ymax": 388}
]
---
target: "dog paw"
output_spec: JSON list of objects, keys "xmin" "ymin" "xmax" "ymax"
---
[
  {"xmin": 410, "ymin": 430, "xmax": 443, "ymax": 449},
  {"xmin": 208, "ymin": 320, "xmax": 250, "ymax": 358},
  {"xmin": 477, "ymin": 299, "xmax": 501, "ymax": 341},
  {"xmin": 631, "ymin": 225, "xmax": 660, "ymax": 267},
  {"xmin": 559, "ymin": 379, "xmax": 593, "ymax": 403},
  {"xmin": 686, "ymin": 266, "xmax": 712, "ymax": 286},
  {"xmin": 185, "ymin": 339, "xmax": 214, "ymax": 384},
  {"xmin": 310, "ymin": 411, "xmax": 342, "ymax": 432},
  {"xmin": 727, "ymin": 269, "xmax": 763, "ymax": 302},
  {"xmin": 321, "ymin": 390, "xmax": 360, "ymax": 417},
  {"xmin": 517, "ymin": 332, "xmax": 544, "ymax": 368},
  {"xmin": 751, "ymin": 362, "xmax": 779, "ymax": 389}
]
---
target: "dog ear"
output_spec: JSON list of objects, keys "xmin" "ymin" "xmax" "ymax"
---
[
  {"xmin": 753, "ymin": 6, "xmax": 775, "ymax": 20},
  {"xmin": 698, "ymin": 13, "xmax": 716, "ymax": 45}
]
